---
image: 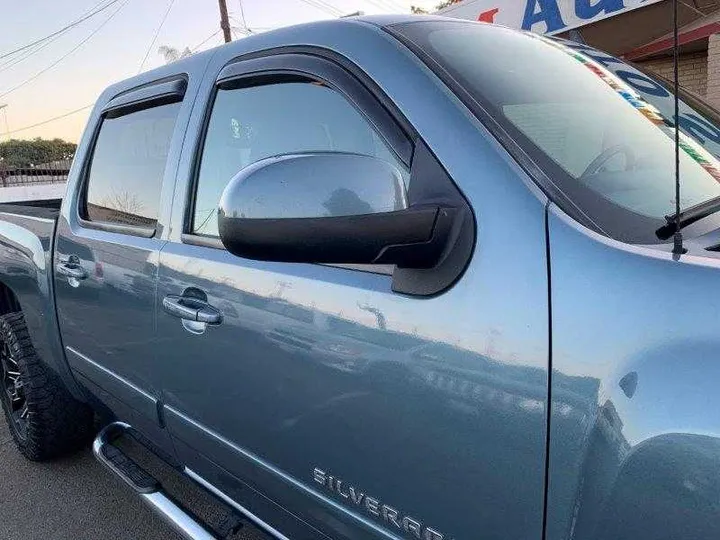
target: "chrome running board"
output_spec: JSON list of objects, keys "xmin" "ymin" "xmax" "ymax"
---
[
  {"xmin": 185, "ymin": 468, "xmax": 291, "ymax": 540},
  {"xmin": 93, "ymin": 422, "xmax": 216, "ymax": 540}
]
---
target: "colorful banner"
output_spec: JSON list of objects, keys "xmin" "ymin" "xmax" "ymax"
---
[
  {"xmin": 548, "ymin": 38, "xmax": 720, "ymax": 164},
  {"xmin": 439, "ymin": 0, "xmax": 664, "ymax": 35},
  {"xmin": 534, "ymin": 34, "xmax": 720, "ymax": 181}
]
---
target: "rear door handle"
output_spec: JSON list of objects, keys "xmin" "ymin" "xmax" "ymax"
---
[
  {"xmin": 163, "ymin": 295, "xmax": 222, "ymax": 325},
  {"xmin": 56, "ymin": 261, "xmax": 87, "ymax": 280}
]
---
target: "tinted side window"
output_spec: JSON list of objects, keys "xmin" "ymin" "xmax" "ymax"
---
[
  {"xmin": 193, "ymin": 81, "xmax": 407, "ymax": 237},
  {"xmin": 83, "ymin": 102, "xmax": 180, "ymax": 229}
]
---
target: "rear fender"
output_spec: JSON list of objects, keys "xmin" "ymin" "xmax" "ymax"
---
[{"xmin": 0, "ymin": 215, "xmax": 86, "ymax": 401}]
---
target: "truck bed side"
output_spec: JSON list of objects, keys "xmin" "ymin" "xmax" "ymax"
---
[{"xmin": 0, "ymin": 207, "xmax": 85, "ymax": 401}]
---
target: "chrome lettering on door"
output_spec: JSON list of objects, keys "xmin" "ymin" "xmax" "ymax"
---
[{"xmin": 313, "ymin": 468, "xmax": 445, "ymax": 540}]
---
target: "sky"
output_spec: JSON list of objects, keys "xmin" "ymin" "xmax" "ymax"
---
[{"xmin": 0, "ymin": 0, "xmax": 438, "ymax": 143}]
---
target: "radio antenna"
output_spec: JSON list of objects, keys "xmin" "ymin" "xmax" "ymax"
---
[{"xmin": 672, "ymin": 0, "xmax": 684, "ymax": 256}]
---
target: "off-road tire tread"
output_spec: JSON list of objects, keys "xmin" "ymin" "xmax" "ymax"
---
[{"xmin": 0, "ymin": 312, "xmax": 93, "ymax": 461}]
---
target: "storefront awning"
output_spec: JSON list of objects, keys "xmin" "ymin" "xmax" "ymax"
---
[{"xmin": 623, "ymin": 6, "xmax": 720, "ymax": 60}]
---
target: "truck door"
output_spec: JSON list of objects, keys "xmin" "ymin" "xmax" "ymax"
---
[
  {"xmin": 54, "ymin": 77, "xmax": 187, "ymax": 447},
  {"xmin": 157, "ymin": 49, "xmax": 550, "ymax": 540}
]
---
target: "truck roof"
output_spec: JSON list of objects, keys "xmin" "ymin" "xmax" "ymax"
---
[{"xmin": 100, "ymin": 14, "xmax": 455, "ymax": 100}]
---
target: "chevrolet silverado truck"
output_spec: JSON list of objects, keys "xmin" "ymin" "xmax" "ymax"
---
[{"xmin": 1, "ymin": 14, "xmax": 720, "ymax": 540}]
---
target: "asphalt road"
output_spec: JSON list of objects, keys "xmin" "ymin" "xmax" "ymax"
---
[{"xmin": 0, "ymin": 418, "xmax": 267, "ymax": 540}]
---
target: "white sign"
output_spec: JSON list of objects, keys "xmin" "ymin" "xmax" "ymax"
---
[{"xmin": 439, "ymin": 0, "xmax": 663, "ymax": 35}]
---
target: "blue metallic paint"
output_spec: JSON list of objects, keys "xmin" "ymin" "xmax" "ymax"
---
[
  {"xmin": 49, "ymin": 51, "xmax": 213, "ymax": 453},
  {"xmin": 0, "ymin": 211, "xmax": 85, "ymax": 400},
  {"xmin": 157, "ymin": 18, "xmax": 549, "ymax": 540},
  {"xmin": 547, "ymin": 204, "xmax": 720, "ymax": 540},
  {"xmin": 0, "ymin": 14, "xmax": 715, "ymax": 540}
]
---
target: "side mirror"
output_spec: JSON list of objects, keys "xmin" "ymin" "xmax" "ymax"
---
[{"xmin": 218, "ymin": 153, "xmax": 458, "ymax": 268}]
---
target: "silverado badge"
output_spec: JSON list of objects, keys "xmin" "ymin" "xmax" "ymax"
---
[{"xmin": 313, "ymin": 468, "xmax": 446, "ymax": 540}]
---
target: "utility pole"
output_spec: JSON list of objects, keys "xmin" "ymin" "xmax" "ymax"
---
[{"xmin": 217, "ymin": 0, "xmax": 232, "ymax": 43}]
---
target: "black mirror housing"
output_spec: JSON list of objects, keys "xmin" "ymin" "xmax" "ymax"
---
[
  {"xmin": 220, "ymin": 204, "xmax": 456, "ymax": 268},
  {"xmin": 218, "ymin": 147, "xmax": 475, "ymax": 295},
  {"xmin": 218, "ymin": 153, "xmax": 456, "ymax": 268}
]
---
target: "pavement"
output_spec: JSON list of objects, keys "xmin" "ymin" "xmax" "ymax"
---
[{"xmin": 0, "ymin": 418, "xmax": 267, "ymax": 540}]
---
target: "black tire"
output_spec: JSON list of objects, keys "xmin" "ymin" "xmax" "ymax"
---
[{"xmin": 0, "ymin": 312, "xmax": 93, "ymax": 461}]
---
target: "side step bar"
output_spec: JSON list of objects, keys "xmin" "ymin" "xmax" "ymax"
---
[{"xmin": 93, "ymin": 422, "xmax": 217, "ymax": 540}]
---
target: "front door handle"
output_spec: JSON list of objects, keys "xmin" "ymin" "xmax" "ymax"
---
[
  {"xmin": 56, "ymin": 261, "xmax": 87, "ymax": 280},
  {"xmin": 197, "ymin": 305, "xmax": 222, "ymax": 324},
  {"xmin": 163, "ymin": 295, "xmax": 222, "ymax": 325},
  {"xmin": 162, "ymin": 296, "xmax": 198, "ymax": 321}
]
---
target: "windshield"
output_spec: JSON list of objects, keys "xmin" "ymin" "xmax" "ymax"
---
[{"xmin": 392, "ymin": 20, "xmax": 720, "ymax": 243}]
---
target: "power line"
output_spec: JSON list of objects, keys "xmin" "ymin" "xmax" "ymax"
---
[
  {"xmin": 0, "ymin": 29, "xmax": 65, "ymax": 73},
  {"xmin": 362, "ymin": 0, "xmax": 394, "ymax": 11},
  {"xmin": 0, "ymin": 2, "xmax": 106, "ymax": 74},
  {"xmin": 228, "ymin": 16, "xmax": 253, "ymax": 36},
  {"xmin": 0, "ymin": 0, "xmax": 122, "ymax": 62},
  {"xmin": 138, "ymin": 0, "xmax": 178, "ymax": 73},
  {"xmin": 297, "ymin": 0, "xmax": 343, "ymax": 17},
  {"xmin": 232, "ymin": 1, "xmax": 253, "ymax": 35},
  {"xmin": 237, "ymin": 0, "xmax": 249, "ymax": 28},
  {"xmin": 365, "ymin": 0, "xmax": 405, "ymax": 11},
  {"xmin": 192, "ymin": 30, "xmax": 222, "ymax": 52},
  {"xmin": 0, "ymin": 0, "xmax": 130, "ymax": 101},
  {"xmin": 2, "ymin": 104, "xmax": 93, "ymax": 137},
  {"xmin": 313, "ymin": 0, "xmax": 345, "ymax": 15},
  {"xmin": 0, "ymin": 0, "xmax": 119, "ymax": 62},
  {"xmin": 382, "ymin": 0, "xmax": 407, "ymax": 9},
  {"xmin": 233, "ymin": 26, "xmax": 252, "ymax": 37},
  {"xmin": 229, "ymin": 17, "xmax": 276, "ymax": 35}
]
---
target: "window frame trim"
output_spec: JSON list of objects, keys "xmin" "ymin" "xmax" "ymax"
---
[
  {"xmin": 102, "ymin": 76, "xmax": 187, "ymax": 119},
  {"xmin": 182, "ymin": 51, "xmax": 415, "ymax": 256},
  {"xmin": 77, "ymin": 78, "xmax": 187, "ymax": 238}
]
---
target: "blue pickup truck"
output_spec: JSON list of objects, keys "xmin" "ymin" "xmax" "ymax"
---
[{"xmin": 1, "ymin": 14, "xmax": 719, "ymax": 540}]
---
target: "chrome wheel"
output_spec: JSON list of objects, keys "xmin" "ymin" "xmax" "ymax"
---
[{"xmin": 0, "ymin": 339, "xmax": 28, "ymax": 441}]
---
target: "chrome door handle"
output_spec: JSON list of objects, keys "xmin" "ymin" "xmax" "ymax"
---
[
  {"xmin": 163, "ymin": 296, "xmax": 222, "ymax": 325},
  {"xmin": 56, "ymin": 262, "xmax": 87, "ymax": 280},
  {"xmin": 162, "ymin": 296, "xmax": 199, "ymax": 321},
  {"xmin": 197, "ymin": 305, "xmax": 222, "ymax": 324}
]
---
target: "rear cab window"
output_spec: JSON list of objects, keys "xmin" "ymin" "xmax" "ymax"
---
[{"xmin": 81, "ymin": 101, "xmax": 181, "ymax": 233}]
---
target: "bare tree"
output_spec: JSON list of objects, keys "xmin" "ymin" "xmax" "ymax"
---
[
  {"xmin": 412, "ymin": 1, "xmax": 461, "ymax": 14},
  {"xmin": 158, "ymin": 45, "xmax": 192, "ymax": 64},
  {"xmin": 101, "ymin": 190, "xmax": 144, "ymax": 215},
  {"xmin": 435, "ymin": 0, "xmax": 462, "ymax": 9}
]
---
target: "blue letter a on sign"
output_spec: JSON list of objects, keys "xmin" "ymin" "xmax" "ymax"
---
[
  {"xmin": 521, "ymin": 0, "xmax": 566, "ymax": 33},
  {"xmin": 576, "ymin": 0, "xmax": 624, "ymax": 20}
]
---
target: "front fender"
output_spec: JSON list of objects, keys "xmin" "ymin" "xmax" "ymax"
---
[
  {"xmin": 555, "ymin": 343, "xmax": 720, "ymax": 540},
  {"xmin": 547, "ymin": 205, "xmax": 720, "ymax": 540}
]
